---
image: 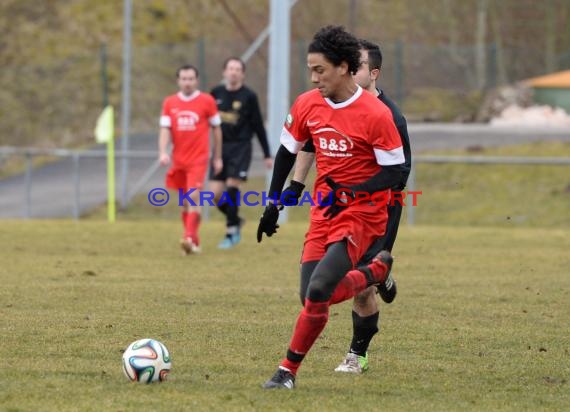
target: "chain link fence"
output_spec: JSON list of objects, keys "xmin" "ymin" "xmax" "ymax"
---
[{"xmin": 2, "ymin": 38, "xmax": 570, "ymax": 149}]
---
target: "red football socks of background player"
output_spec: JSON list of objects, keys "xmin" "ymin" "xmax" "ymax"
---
[
  {"xmin": 279, "ymin": 259, "xmax": 390, "ymax": 375},
  {"xmin": 182, "ymin": 211, "xmax": 201, "ymax": 245}
]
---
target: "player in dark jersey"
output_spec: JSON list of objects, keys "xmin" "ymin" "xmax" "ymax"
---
[
  {"xmin": 209, "ymin": 57, "xmax": 273, "ymax": 249},
  {"xmin": 281, "ymin": 39, "xmax": 412, "ymax": 374},
  {"xmin": 256, "ymin": 26, "xmax": 406, "ymax": 389}
]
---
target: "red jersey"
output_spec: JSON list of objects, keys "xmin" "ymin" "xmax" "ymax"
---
[
  {"xmin": 160, "ymin": 91, "xmax": 221, "ymax": 168},
  {"xmin": 281, "ymin": 87, "xmax": 404, "ymax": 221}
]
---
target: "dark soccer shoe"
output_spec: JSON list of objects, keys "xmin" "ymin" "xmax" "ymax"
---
[
  {"xmin": 262, "ymin": 367, "xmax": 295, "ymax": 389},
  {"xmin": 377, "ymin": 272, "xmax": 397, "ymax": 303}
]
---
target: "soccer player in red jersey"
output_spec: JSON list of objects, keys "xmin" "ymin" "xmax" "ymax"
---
[
  {"xmin": 158, "ymin": 64, "xmax": 223, "ymax": 254},
  {"xmin": 283, "ymin": 39, "xmax": 412, "ymax": 374},
  {"xmin": 257, "ymin": 26, "xmax": 406, "ymax": 389}
]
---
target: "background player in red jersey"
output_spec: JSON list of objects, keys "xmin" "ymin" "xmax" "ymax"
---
[
  {"xmin": 209, "ymin": 57, "xmax": 273, "ymax": 249},
  {"xmin": 257, "ymin": 26, "xmax": 406, "ymax": 389},
  {"xmin": 282, "ymin": 39, "xmax": 412, "ymax": 374},
  {"xmin": 158, "ymin": 64, "xmax": 223, "ymax": 254}
]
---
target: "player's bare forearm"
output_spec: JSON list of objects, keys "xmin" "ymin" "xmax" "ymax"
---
[
  {"xmin": 212, "ymin": 125, "xmax": 222, "ymax": 161},
  {"xmin": 292, "ymin": 151, "xmax": 315, "ymax": 184},
  {"xmin": 211, "ymin": 126, "xmax": 223, "ymax": 175},
  {"xmin": 158, "ymin": 128, "xmax": 170, "ymax": 154},
  {"xmin": 158, "ymin": 128, "xmax": 171, "ymax": 165}
]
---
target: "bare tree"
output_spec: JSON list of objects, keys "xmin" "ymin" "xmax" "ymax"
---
[
  {"xmin": 489, "ymin": 1, "xmax": 508, "ymax": 86},
  {"xmin": 442, "ymin": 0, "xmax": 476, "ymax": 88},
  {"xmin": 475, "ymin": 0, "xmax": 489, "ymax": 90},
  {"xmin": 544, "ymin": 0, "xmax": 557, "ymax": 72}
]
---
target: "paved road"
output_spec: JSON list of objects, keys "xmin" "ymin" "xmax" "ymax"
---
[{"xmin": 0, "ymin": 123, "xmax": 568, "ymax": 219}]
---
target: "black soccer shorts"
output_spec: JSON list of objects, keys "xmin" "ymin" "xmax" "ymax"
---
[{"xmin": 210, "ymin": 141, "xmax": 252, "ymax": 181}]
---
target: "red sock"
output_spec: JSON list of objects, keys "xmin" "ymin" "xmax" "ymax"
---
[
  {"xmin": 279, "ymin": 299, "xmax": 329, "ymax": 375},
  {"xmin": 185, "ymin": 211, "xmax": 201, "ymax": 245},
  {"xmin": 329, "ymin": 270, "xmax": 368, "ymax": 304},
  {"xmin": 280, "ymin": 359, "xmax": 300, "ymax": 375},
  {"xmin": 181, "ymin": 211, "xmax": 189, "ymax": 237},
  {"xmin": 329, "ymin": 261, "xmax": 389, "ymax": 305}
]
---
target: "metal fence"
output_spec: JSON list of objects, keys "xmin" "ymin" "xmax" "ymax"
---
[
  {"xmin": 1, "ymin": 146, "xmax": 569, "ymax": 224},
  {"xmin": 0, "ymin": 147, "xmax": 157, "ymax": 220}
]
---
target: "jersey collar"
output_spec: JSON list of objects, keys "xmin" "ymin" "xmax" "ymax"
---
[
  {"xmin": 324, "ymin": 85, "xmax": 363, "ymax": 109},
  {"xmin": 177, "ymin": 90, "xmax": 200, "ymax": 102}
]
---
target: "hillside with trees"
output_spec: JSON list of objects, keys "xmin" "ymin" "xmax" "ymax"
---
[{"xmin": 1, "ymin": 0, "xmax": 569, "ymax": 147}]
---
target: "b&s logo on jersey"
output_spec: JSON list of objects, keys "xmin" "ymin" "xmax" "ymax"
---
[
  {"xmin": 315, "ymin": 127, "xmax": 355, "ymax": 158},
  {"xmin": 176, "ymin": 111, "xmax": 200, "ymax": 131}
]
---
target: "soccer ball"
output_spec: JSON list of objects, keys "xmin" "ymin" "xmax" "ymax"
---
[{"xmin": 122, "ymin": 338, "xmax": 171, "ymax": 383}]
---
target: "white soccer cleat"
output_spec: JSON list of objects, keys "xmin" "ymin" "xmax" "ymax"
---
[
  {"xmin": 180, "ymin": 237, "xmax": 201, "ymax": 255},
  {"xmin": 334, "ymin": 352, "xmax": 369, "ymax": 374}
]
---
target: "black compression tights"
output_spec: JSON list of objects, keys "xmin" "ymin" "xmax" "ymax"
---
[{"xmin": 299, "ymin": 241, "xmax": 353, "ymax": 304}]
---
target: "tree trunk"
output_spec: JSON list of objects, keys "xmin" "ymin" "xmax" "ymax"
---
[
  {"xmin": 490, "ymin": 1, "xmax": 508, "ymax": 86},
  {"xmin": 475, "ymin": 0, "xmax": 489, "ymax": 90},
  {"xmin": 544, "ymin": 0, "xmax": 557, "ymax": 73},
  {"xmin": 443, "ymin": 0, "xmax": 475, "ymax": 88}
]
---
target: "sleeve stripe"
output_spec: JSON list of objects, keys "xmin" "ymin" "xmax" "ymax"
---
[
  {"xmin": 209, "ymin": 113, "xmax": 221, "ymax": 126},
  {"xmin": 280, "ymin": 127, "xmax": 306, "ymax": 154},
  {"xmin": 160, "ymin": 115, "xmax": 171, "ymax": 128},
  {"xmin": 374, "ymin": 146, "xmax": 405, "ymax": 165}
]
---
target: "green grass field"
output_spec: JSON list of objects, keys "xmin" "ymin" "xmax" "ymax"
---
[
  {"xmin": 410, "ymin": 141, "xmax": 570, "ymax": 227},
  {"xmin": 1, "ymin": 220, "xmax": 568, "ymax": 411}
]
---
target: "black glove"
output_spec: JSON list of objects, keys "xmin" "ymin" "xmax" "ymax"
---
[
  {"xmin": 281, "ymin": 180, "xmax": 306, "ymax": 206},
  {"xmin": 321, "ymin": 176, "xmax": 355, "ymax": 219},
  {"xmin": 257, "ymin": 204, "xmax": 281, "ymax": 242}
]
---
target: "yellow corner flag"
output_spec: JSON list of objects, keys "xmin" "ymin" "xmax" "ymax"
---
[
  {"xmin": 95, "ymin": 105, "xmax": 114, "ymax": 143},
  {"xmin": 94, "ymin": 105, "xmax": 116, "ymax": 223}
]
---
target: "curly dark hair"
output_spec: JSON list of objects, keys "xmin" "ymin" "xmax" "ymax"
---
[{"xmin": 308, "ymin": 25, "xmax": 361, "ymax": 75}]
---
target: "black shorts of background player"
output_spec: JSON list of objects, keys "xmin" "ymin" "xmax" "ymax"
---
[{"xmin": 209, "ymin": 57, "xmax": 273, "ymax": 249}]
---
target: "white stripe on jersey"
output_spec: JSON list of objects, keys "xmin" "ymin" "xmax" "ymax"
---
[
  {"xmin": 374, "ymin": 146, "xmax": 405, "ymax": 166},
  {"xmin": 177, "ymin": 90, "xmax": 200, "ymax": 101},
  {"xmin": 280, "ymin": 127, "xmax": 307, "ymax": 154},
  {"xmin": 209, "ymin": 113, "xmax": 221, "ymax": 126},
  {"xmin": 160, "ymin": 115, "xmax": 171, "ymax": 128},
  {"xmin": 324, "ymin": 85, "xmax": 363, "ymax": 109}
]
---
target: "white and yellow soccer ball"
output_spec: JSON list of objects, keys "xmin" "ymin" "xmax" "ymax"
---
[{"xmin": 122, "ymin": 338, "xmax": 171, "ymax": 383}]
